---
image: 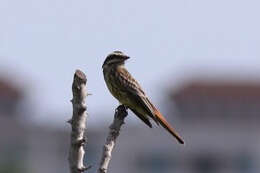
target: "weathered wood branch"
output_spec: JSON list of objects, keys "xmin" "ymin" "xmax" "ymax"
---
[
  {"xmin": 68, "ymin": 70, "xmax": 91, "ymax": 173},
  {"xmin": 97, "ymin": 105, "xmax": 128, "ymax": 173}
]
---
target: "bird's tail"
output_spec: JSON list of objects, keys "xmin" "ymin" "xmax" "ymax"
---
[{"xmin": 153, "ymin": 108, "xmax": 185, "ymax": 144}]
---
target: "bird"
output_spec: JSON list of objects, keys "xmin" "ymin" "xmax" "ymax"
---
[{"xmin": 102, "ymin": 51, "xmax": 184, "ymax": 144}]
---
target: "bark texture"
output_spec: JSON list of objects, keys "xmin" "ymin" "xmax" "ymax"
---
[
  {"xmin": 97, "ymin": 105, "xmax": 128, "ymax": 173},
  {"xmin": 68, "ymin": 70, "xmax": 91, "ymax": 173}
]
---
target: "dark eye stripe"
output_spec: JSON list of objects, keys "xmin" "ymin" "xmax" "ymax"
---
[{"xmin": 104, "ymin": 56, "xmax": 120, "ymax": 64}]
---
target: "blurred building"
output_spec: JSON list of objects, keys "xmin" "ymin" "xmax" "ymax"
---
[
  {"xmin": 165, "ymin": 80, "xmax": 260, "ymax": 173},
  {"xmin": 1, "ymin": 76, "xmax": 260, "ymax": 173},
  {"xmin": 0, "ymin": 78, "xmax": 28, "ymax": 173},
  {"xmin": 0, "ymin": 78, "xmax": 70, "ymax": 173}
]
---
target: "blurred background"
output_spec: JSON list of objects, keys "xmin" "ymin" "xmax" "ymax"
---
[{"xmin": 1, "ymin": 0, "xmax": 260, "ymax": 173}]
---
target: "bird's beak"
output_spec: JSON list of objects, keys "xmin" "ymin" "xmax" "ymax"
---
[{"xmin": 124, "ymin": 56, "xmax": 130, "ymax": 60}]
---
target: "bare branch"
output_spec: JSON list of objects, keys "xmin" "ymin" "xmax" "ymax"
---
[
  {"xmin": 97, "ymin": 105, "xmax": 128, "ymax": 173},
  {"xmin": 68, "ymin": 69, "xmax": 91, "ymax": 173}
]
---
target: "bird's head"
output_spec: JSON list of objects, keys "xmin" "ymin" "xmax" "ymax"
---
[{"xmin": 102, "ymin": 51, "xmax": 130, "ymax": 69}]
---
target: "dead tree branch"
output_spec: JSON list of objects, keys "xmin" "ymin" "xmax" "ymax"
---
[
  {"xmin": 68, "ymin": 69, "xmax": 91, "ymax": 173},
  {"xmin": 97, "ymin": 105, "xmax": 128, "ymax": 173}
]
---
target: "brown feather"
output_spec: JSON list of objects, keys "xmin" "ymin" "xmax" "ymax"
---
[
  {"xmin": 103, "ymin": 56, "xmax": 184, "ymax": 144},
  {"xmin": 115, "ymin": 67, "xmax": 185, "ymax": 144},
  {"xmin": 153, "ymin": 107, "xmax": 185, "ymax": 144}
]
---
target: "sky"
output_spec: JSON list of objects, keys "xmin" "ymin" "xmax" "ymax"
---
[{"xmin": 0, "ymin": 0, "xmax": 260, "ymax": 127}]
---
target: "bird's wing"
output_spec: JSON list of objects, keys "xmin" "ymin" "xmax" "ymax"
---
[
  {"xmin": 129, "ymin": 108, "xmax": 152, "ymax": 128},
  {"xmin": 116, "ymin": 68, "xmax": 185, "ymax": 144},
  {"xmin": 115, "ymin": 68, "xmax": 159, "ymax": 123}
]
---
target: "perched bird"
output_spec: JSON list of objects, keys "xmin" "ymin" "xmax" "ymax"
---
[{"xmin": 102, "ymin": 51, "xmax": 184, "ymax": 144}]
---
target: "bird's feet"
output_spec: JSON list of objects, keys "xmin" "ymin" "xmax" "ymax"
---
[
  {"xmin": 115, "ymin": 105, "xmax": 128, "ymax": 119},
  {"xmin": 116, "ymin": 105, "xmax": 128, "ymax": 112}
]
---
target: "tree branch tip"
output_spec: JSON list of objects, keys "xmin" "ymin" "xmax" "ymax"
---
[
  {"xmin": 69, "ymin": 70, "xmax": 88, "ymax": 173},
  {"xmin": 74, "ymin": 69, "xmax": 87, "ymax": 82}
]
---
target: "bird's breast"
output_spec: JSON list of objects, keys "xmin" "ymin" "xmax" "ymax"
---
[{"xmin": 103, "ymin": 67, "xmax": 128, "ymax": 103}]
